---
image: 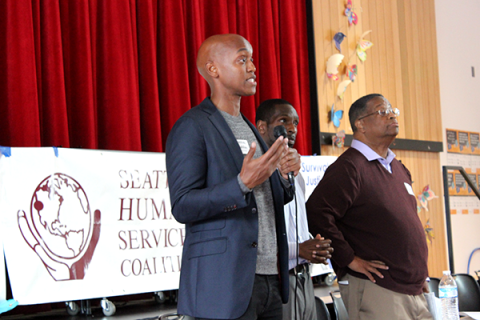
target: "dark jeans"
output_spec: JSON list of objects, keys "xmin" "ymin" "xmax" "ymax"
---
[{"xmin": 196, "ymin": 274, "xmax": 283, "ymax": 320}]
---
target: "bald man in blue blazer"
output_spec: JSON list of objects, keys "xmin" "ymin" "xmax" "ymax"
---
[{"xmin": 166, "ymin": 34, "xmax": 299, "ymax": 320}]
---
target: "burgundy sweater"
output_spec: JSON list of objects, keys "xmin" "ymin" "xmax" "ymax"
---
[{"xmin": 306, "ymin": 148, "xmax": 428, "ymax": 295}]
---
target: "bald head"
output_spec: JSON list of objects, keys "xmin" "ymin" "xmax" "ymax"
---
[
  {"xmin": 196, "ymin": 34, "xmax": 251, "ymax": 83},
  {"xmin": 195, "ymin": 34, "xmax": 257, "ymax": 108}
]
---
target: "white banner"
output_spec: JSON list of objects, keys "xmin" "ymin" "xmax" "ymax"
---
[
  {"xmin": 0, "ymin": 150, "xmax": 338, "ymax": 305},
  {"xmin": 1, "ymin": 235, "xmax": 5, "ymax": 301},
  {"xmin": 299, "ymin": 155, "xmax": 338, "ymax": 277},
  {"xmin": 0, "ymin": 148, "xmax": 183, "ymax": 305},
  {"xmin": 300, "ymin": 155, "xmax": 338, "ymax": 201}
]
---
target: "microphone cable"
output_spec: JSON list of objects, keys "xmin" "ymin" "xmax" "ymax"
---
[
  {"xmin": 273, "ymin": 124, "xmax": 300, "ymax": 319},
  {"xmin": 293, "ymin": 181, "xmax": 299, "ymax": 320}
]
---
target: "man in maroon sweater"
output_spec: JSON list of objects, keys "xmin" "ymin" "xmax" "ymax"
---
[{"xmin": 306, "ymin": 94, "xmax": 432, "ymax": 320}]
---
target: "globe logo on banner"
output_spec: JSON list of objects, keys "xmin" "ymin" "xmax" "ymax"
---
[{"xmin": 18, "ymin": 173, "xmax": 101, "ymax": 281}]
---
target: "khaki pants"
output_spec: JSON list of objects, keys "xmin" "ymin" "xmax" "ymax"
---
[{"xmin": 338, "ymin": 274, "xmax": 433, "ymax": 320}]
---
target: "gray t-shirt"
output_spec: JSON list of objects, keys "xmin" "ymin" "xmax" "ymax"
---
[{"xmin": 220, "ymin": 110, "xmax": 278, "ymax": 275}]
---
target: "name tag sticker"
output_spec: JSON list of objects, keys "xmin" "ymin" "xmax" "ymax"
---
[
  {"xmin": 237, "ymin": 139, "xmax": 250, "ymax": 155},
  {"xmin": 404, "ymin": 182, "xmax": 415, "ymax": 196}
]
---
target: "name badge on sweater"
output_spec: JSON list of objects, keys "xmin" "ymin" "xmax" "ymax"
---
[
  {"xmin": 404, "ymin": 182, "xmax": 415, "ymax": 196},
  {"xmin": 237, "ymin": 139, "xmax": 249, "ymax": 154}
]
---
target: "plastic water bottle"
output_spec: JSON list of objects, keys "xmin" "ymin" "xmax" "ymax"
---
[{"xmin": 439, "ymin": 270, "xmax": 459, "ymax": 320}]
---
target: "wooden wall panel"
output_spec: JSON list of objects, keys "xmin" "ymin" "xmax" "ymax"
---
[
  {"xmin": 312, "ymin": 0, "xmax": 447, "ymax": 276},
  {"xmin": 312, "ymin": 0, "xmax": 442, "ymax": 142}
]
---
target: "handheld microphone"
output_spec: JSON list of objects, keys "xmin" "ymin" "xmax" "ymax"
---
[{"xmin": 273, "ymin": 125, "xmax": 295, "ymax": 186}]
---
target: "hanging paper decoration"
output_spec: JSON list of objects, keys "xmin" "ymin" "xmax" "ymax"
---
[
  {"xmin": 347, "ymin": 64, "xmax": 357, "ymax": 82},
  {"xmin": 330, "ymin": 104, "xmax": 344, "ymax": 128},
  {"xmin": 417, "ymin": 205, "xmax": 422, "ymax": 214},
  {"xmin": 418, "ymin": 196, "xmax": 428, "ymax": 211},
  {"xmin": 344, "ymin": 0, "xmax": 358, "ymax": 26},
  {"xmin": 332, "ymin": 130, "xmax": 346, "ymax": 148},
  {"xmin": 337, "ymin": 80, "xmax": 352, "ymax": 100},
  {"xmin": 356, "ymin": 30, "xmax": 373, "ymax": 62},
  {"xmin": 357, "ymin": 40, "xmax": 373, "ymax": 61},
  {"xmin": 326, "ymin": 54, "xmax": 344, "ymax": 80},
  {"xmin": 424, "ymin": 219, "xmax": 435, "ymax": 244},
  {"xmin": 417, "ymin": 184, "xmax": 438, "ymax": 211},
  {"xmin": 333, "ymin": 32, "xmax": 346, "ymax": 53}
]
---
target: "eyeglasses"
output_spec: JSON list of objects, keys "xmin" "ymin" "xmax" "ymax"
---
[{"xmin": 357, "ymin": 107, "xmax": 400, "ymax": 120}]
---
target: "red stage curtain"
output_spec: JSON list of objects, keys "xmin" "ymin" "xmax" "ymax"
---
[{"xmin": 0, "ymin": 0, "xmax": 312, "ymax": 155}]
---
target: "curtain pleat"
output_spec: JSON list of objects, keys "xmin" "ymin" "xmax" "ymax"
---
[
  {"xmin": 59, "ymin": 0, "xmax": 98, "ymax": 149},
  {"xmin": 0, "ymin": 0, "xmax": 312, "ymax": 154},
  {"xmin": 257, "ymin": 0, "xmax": 281, "ymax": 104},
  {"xmin": 1, "ymin": 0, "xmax": 41, "ymax": 146},
  {"xmin": 136, "ymin": 0, "xmax": 162, "ymax": 152},
  {"xmin": 157, "ymin": 0, "xmax": 192, "ymax": 149},
  {"xmin": 96, "ymin": 0, "xmax": 142, "ymax": 151},
  {"xmin": 35, "ymin": 0, "xmax": 71, "ymax": 147},
  {"xmin": 279, "ymin": 0, "xmax": 312, "ymax": 155}
]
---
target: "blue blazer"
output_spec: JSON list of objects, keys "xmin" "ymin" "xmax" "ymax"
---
[{"xmin": 166, "ymin": 98, "xmax": 292, "ymax": 319}]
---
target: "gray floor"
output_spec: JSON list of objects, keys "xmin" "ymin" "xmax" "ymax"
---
[{"xmin": 1, "ymin": 283, "xmax": 337, "ymax": 320}]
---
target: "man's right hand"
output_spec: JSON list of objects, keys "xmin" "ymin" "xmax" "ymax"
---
[
  {"xmin": 347, "ymin": 256, "xmax": 389, "ymax": 283},
  {"xmin": 239, "ymin": 137, "xmax": 288, "ymax": 189}
]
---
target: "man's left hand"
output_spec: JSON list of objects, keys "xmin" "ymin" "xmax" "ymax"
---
[
  {"xmin": 299, "ymin": 234, "xmax": 333, "ymax": 265},
  {"xmin": 279, "ymin": 148, "xmax": 301, "ymax": 180}
]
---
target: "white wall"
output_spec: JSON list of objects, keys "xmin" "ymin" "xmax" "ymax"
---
[{"xmin": 435, "ymin": 0, "xmax": 480, "ymax": 275}]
